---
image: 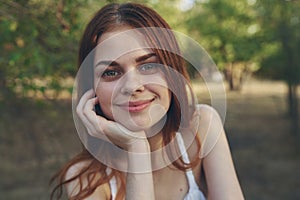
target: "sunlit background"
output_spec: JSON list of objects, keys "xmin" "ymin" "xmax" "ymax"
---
[{"xmin": 0, "ymin": 0, "xmax": 299, "ymax": 199}]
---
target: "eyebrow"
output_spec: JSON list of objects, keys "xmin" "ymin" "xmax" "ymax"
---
[
  {"xmin": 135, "ymin": 53, "xmax": 157, "ymax": 63},
  {"xmin": 94, "ymin": 53, "xmax": 157, "ymax": 68},
  {"xmin": 95, "ymin": 60, "xmax": 119, "ymax": 68}
]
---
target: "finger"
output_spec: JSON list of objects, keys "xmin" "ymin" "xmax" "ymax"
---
[
  {"xmin": 104, "ymin": 121, "xmax": 147, "ymax": 147},
  {"xmin": 76, "ymin": 89, "xmax": 94, "ymax": 123},
  {"xmin": 82, "ymin": 97, "xmax": 113, "ymax": 143},
  {"xmin": 76, "ymin": 89, "xmax": 94, "ymax": 115},
  {"xmin": 75, "ymin": 90, "xmax": 107, "ymax": 140},
  {"xmin": 83, "ymin": 95, "xmax": 99, "ymax": 114},
  {"xmin": 83, "ymin": 97, "xmax": 104, "ymax": 131}
]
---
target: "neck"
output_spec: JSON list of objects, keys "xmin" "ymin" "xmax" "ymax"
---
[
  {"xmin": 147, "ymin": 131, "xmax": 164, "ymax": 152},
  {"xmin": 146, "ymin": 125, "xmax": 177, "ymax": 170},
  {"xmin": 145, "ymin": 115, "xmax": 166, "ymax": 151}
]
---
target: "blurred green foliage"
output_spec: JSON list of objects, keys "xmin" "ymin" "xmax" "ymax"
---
[
  {"xmin": 0, "ymin": 0, "xmax": 107, "ymax": 98},
  {"xmin": 0, "ymin": 0, "xmax": 299, "ymax": 106},
  {"xmin": 255, "ymin": 0, "xmax": 299, "ymax": 121}
]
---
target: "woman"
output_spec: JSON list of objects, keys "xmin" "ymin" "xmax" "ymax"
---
[{"xmin": 51, "ymin": 2, "xmax": 244, "ymax": 200}]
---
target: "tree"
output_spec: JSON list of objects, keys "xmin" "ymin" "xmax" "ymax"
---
[
  {"xmin": 0, "ymin": 0, "xmax": 108, "ymax": 99},
  {"xmin": 255, "ymin": 0, "xmax": 300, "ymax": 133},
  {"xmin": 0, "ymin": 0, "xmax": 191, "ymax": 99},
  {"xmin": 185, "ymin": 0, "xmax": 260, "ymax": 90}
]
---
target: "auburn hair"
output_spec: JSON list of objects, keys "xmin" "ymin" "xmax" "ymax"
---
[{"xmin": 51, "ymin": 3, "xmax": 200, "ymax": 200}]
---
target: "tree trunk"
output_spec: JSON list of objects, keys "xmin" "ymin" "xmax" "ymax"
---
[
  {"xmin": 287, "ymin": 82, "xmax": 299, "ymax": 135},
  {"xmin": 225, "ymin": 62, "xmax": 244, "ymax": 91}
]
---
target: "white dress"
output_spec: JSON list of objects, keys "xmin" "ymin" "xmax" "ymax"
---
[{"xmin": 107, "ymin": 132, "xmax": 206, "ymax": 200}]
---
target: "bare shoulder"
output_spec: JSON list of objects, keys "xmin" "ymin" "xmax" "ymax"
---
[
  {"xmin": 190, "ymin": 104, "xmax": 224, "ymax": 158},
  {"xmin": 65, "ymin": 160, "xmax": 91, "ymax": 180},
  {"xmin": 195, "ymin": 105, "xmax": 245, "ymax": 199},
  {"xmin": 65, "ymin": 160, "xmax": 110, "ymax": 200},
  {"xmin": 195, "ymin": 104, "xmax": 223, "ymax": 126}
]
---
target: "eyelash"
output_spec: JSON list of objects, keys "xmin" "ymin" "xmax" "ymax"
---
[
  {"xmin": 101, "ymin": 69, "xmax": 122, "ymax": 81},
  {"xmin": 99, "ymin": 63, "xmax": 161, "ymax": 81},
  {"xmin": 138, "ymin": 63, "xmax": 160, "ymax": 74}
]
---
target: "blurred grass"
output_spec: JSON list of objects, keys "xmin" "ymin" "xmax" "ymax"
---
[
  {"xmin": 0, "ymin": 78, "xmax": 300, "ymax": 199},
  {"xmin": 224, "ymin": 79, "xmax": 300, "ymax": 199},
  {"xmin": 0, "ymin": 98, "xmax": 81, "ymax": 199}
]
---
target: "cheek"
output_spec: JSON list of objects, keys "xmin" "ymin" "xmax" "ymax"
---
[
  {"xmin": 163, "ymin": 88, "xmax": 172, "ymax": 109},
  {"xmin": 145, "ymin": 74, "xmax": 171, "ymax": 107},
  {"xmin": 151, "ymin": 84, "xmax": 171, "ymax": 107}
]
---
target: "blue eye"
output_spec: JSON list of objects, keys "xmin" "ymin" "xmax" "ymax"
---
[
  {"xmin": 103, "ymin": 70, "xmax": 119, "ymax": 76},
  {"xmin": 139, "ymin": 63, "xmax": 160, "ymax": 74},
  {"xmin": 101, "ymin": 70, "xmax": 122, "ymax": 81}
]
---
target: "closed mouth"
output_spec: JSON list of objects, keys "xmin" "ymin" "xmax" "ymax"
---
[{"xmin": 118, "ymin": 98, "xmax": 155, "ymax": 112}]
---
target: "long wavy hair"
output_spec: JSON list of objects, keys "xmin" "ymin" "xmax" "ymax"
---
[{"xmin": 51, "ymin": 3, "xmax": 201, "ymax": 200}]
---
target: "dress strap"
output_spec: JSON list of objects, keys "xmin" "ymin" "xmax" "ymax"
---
[
  {"xmin": 176, "ymin": 132, "xmax": 206, "ymax": 200},
  {"xmin": 175, "ymin": 132, "xmax": 200, "ymax": 190},
  {"xmin": 106, "ymin": 168, "xmax": 117, "ymax": 200}
]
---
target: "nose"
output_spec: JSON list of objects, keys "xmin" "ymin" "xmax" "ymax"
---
[{"xmin": 120, "ymin": 69, "xmax": 145, "ymax": 95}]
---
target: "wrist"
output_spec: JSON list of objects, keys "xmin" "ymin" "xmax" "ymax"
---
[
  {"xmin": 126, "ymin": 140, "xmax": 152, "ymax": 173},
  {"xmin": 127, "ymin": 139, "xmax": 150, "ymax": 153}
]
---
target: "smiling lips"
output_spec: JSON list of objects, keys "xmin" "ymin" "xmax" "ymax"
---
[{"xmin": 118, "ymin": 99, "xmax": 154, "ymax": 112}]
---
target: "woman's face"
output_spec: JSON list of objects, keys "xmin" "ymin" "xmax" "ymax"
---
[{"xmin": 94, "ymin": 26, "xmax": 171, "ymax": 132}]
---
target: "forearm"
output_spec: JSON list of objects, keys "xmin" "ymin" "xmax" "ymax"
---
[{"xmin": 125, "ymin": 141, "xmax": 155, "ymax": 200}]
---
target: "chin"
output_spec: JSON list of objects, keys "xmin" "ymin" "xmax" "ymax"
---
[
  {"xmin": 121, "ymin": 116, "xmax": 166, "ymax": 138},
  {"xmin": 120, "ymin": 122, "xmax": 151, "ymax": 132}
]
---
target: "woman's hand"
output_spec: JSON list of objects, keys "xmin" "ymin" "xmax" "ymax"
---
[{"xmin": 76, "ymin": 89, "xmax": 150, "ymax": 152}]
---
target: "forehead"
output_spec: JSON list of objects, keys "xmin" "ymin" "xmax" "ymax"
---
[{"xmin": 94, "ymin": 27, "xmax": 151, "ymax": 61}]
